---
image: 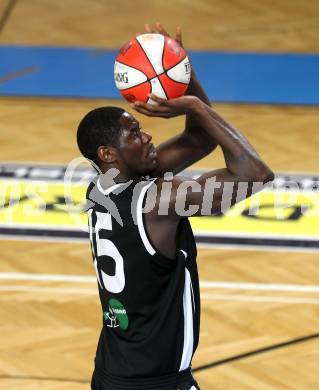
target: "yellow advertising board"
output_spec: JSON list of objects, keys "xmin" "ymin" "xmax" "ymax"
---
[{"xmin": 0, "ymin": 164, "xmax": 318, "ymax": 250}]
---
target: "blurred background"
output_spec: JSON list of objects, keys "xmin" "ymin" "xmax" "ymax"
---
[{"xmin": 0, "ymin": 1, "xmax": 318, "ymax": 389}]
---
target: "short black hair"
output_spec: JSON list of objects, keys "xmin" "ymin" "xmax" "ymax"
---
[{"xmin": 77, "ymin": 106, "xmax": 125, "ymax": 165}]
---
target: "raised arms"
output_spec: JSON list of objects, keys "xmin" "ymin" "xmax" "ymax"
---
[
  {"xmin": 134, "ymin": 23, "xmax": 217, "ymax": 177},
  {"xmin": 137, "ymin": 94, "xmax": 274, "ymax": 218}
]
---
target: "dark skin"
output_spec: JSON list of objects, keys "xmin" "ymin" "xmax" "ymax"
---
[
  {"xmin": 98, "ymin": 24, "xmax": 274, "ymax": 259},
  {"xmin": 98, "ymin": 112, "xmax": 158, "ymax": 181}
]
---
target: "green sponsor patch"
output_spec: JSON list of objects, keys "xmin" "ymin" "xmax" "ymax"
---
[{"xmin": 108, "ymin": 298, "xmax": 129, "ymax": 330}]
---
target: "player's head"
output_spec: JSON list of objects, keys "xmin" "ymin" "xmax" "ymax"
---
[{"xmin": 77, "ymin": 107, "xmax": 158, "ymax": 177}]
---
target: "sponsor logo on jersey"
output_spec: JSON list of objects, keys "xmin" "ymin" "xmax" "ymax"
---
[
  {"xmin": 104, "ymin": 308, "xmax": 120, "ymax": 328},
  {"xmin": 104, "ymin": 298, "xmax": 129, "ymax": 330}
]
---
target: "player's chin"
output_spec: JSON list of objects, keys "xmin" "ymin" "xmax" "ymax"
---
[
  {"xmin": 144, "ymin": 156, "xmax": 158, "ymax": 174},
  {"xmin": 146, "ymin": 151, "xmax": 158, "ymax": 163}
]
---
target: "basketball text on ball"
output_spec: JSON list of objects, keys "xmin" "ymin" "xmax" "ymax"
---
[
  {"xmin": 114, "ymin": 33, "xmax": 191, "ymax": 104},
  {"xmin": 115, "ymin": 72, "xmax": 129, "ymax": 84}
]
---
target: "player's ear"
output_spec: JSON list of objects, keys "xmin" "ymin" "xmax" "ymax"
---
[{"xmin": 97, "ymin": 145, "xmax": 118, "ymax": 164}]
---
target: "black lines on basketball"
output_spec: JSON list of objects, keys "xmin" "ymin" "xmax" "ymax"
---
[
  {"xmin": 115, "ymin": 34, "xmax": 191, "ymax": 102},
  {"xmin": 165, "ymin": 73, "xmax": 189, "ymax": 86},
  {"xmin": 115, "ymin": 59, "xmax": 150, "ymax": 82},
  {"xmin": 155, "ymin": 76, "xmax": 168, "ymax": 100},
  {"xmin": 118, "ymin": 80, "xmax": 151, "ymax": 93},
  {"xmin": 164, "ymin": 53, "xmax": 187, "ymax": 74},
  {"xmin": 135, "ymin": 38, "xmax": 158, "ymax": 77}
]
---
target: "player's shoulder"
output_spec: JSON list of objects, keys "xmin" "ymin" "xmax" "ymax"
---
[
  {"xmin": 144, "ymin": 174, "xmax": 198, "ymax": 217},
  {"xmin": 152, "ymin": 174, "xmax": 197, "ymax": 191}
]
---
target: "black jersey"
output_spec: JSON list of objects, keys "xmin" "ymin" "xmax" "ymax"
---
[{"xmin": 86, "ymin": 176, "xmax": 200, "ymax": 388}]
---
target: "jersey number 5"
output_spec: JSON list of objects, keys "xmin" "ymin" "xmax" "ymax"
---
[{"xmin": 88, "ymin": 210, "xmax": 125, "ymax": 293}]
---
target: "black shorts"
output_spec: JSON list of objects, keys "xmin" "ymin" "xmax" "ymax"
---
[{"xmin": 91, "ymin": 366, "xmax": 200, "ymax": 390}]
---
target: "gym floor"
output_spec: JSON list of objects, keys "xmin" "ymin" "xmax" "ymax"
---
[{"xmin": 0, "ymin": 1, "xmax": 318, "ymax": 389}]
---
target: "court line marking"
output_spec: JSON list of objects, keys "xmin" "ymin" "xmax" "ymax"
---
[
  {"xmin": 0, "ymin": 285, "xmax": 96, "ymax": 294},
  {"xmin": 1, "ymin": 285, "xmax": 318, "ymax": 304},
  {"xmin": 4, "ymin": 224, "xmax": 319, "ymax": 239},
  {"xmin": 197, "ymin": 242, "xmax": 319, "ymax": 254},
  {"xmin": 2, "ymin": 234, "xmax": 319, "ymax": 254},
  {"xmin": 2, "ymin": 233, "xmax": 319, "ymax": 253},
  {"xmin": 0, "ymin": 272, "xmax": 96, "ymax": 283},
  {"xmin": 193, "ymin": 333, "xmax": 319, "ymax": 373},
  {"xmin": 0, "ymin": 66, "xmax": 39, "ymax": 85},
  {"xmin": 200, "ymin": 294, "xmax": 319, "ymax": 305},
  {"xmin": 0, "ymin": 0, "xmax": 17, "ymax": 34},
  {"xmin": 0, "ymin": 374, "xmax": 89, "ymax": 384},
  {"xmin": 0, "ymin": 272, "xmax": 318, "ymax": 292},
  {"xmin": 199, "ymin": 281, "xmax": 319, "ymax": 292},
  {"xmin": 1, "ymin": 334, "xmax": 319, "ymax": 383},
  {"xmin": 1, "ymin": 334, "xmax": 318, "ymax": 383},
  {"xmin": 195, "ymin": 230, "xmax": 319, "ymax": 240}
]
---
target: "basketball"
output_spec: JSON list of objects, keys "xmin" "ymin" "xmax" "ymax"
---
[{"xmin": 114, "ymin": 33, "xmax": 191, "ymax": 104}]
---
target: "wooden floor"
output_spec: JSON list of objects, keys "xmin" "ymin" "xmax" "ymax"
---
[{"xmin": 0, "ymin": 1, "xmax": 319, "ymax": 389}]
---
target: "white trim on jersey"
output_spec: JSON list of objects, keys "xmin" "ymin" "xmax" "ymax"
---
[
  {"xmin": 136, "ymin": 181, "xmax": 156, "ymax": 256},
  {"xmin": 179, "ymin": 266, "xmax": 194, "ymax": 371},
  {"xmin": 181, "ymin": 249, "xmax": 195, "ymax": 311},
  {"xmin": 96, "ymin": 178, "xmax": 126, "ymax": 196},
  {"xmin": 190, "ymin": 275, "xmax": 196, "ymax": 313},
  {"xmin": 88, "ymin": 209, "xmax": 102, "ymax": 289}
]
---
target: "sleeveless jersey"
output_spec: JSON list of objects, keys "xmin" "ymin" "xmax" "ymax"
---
[{"xmin": 86, "ymin": 176, "xmax": 200, "ymax": 384}]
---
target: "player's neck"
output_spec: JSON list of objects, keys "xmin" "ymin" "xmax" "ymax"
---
[
  {"xmin": 113, "ymin": 168, "xmax": 142, "ymax": 183},
  {"xmin": 114, "ymin": 174, "xmax": 142, "ymax": 183},
  {"xmin": 100, "ymin": 163, "xmax": 142, "ymax": 183},
  {"xmin": 100, "ymin": 170, "xmax": 142, "ymax": 184}
]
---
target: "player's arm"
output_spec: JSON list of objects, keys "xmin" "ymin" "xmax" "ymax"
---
[
  {"xmin": 136, "ymin": 23, "xmax": 217, "ymax": 177},
  {"xmin": 151, "ymin": 70, "xmax": 217, "ymax": 177},
  {"xmin": 141, "ymin": 94, "xmax": 274, "ymax": 217}
]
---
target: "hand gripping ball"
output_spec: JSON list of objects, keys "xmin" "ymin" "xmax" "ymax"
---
[{"xmin": 114, "ymin": 33, "xmax": 191, "ymax": 104}]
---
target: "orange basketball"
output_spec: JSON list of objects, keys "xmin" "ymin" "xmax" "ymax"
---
[{"xmin": 114, "ymin": 33, "xmax": 191, "ymax": 104}]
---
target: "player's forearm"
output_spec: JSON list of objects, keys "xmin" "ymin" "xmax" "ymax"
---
[
  {"xmin": 184, "ymin": 72, "xmax": 217, "ymax": 152},
  {"xmin": 186, "ymin": 71, "xmax": 211, "ymax": 106},
  {"xmin": 191, "ymin": 100, "xmax": 273, "ymax": 182}
]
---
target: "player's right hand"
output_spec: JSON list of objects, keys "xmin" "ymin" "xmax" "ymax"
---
[{"xmin": 131, "ymin": 94, "xmax": 203, "ymax": 118}]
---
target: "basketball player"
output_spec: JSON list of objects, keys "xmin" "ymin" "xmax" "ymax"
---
[{"xmin": 76, "ymin": 24, "xmax": 274, "ymax": 390}]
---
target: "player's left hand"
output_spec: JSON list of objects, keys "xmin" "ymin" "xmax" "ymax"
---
[
  {"xmin": 142, "ymin": 22, "xmax": 197, "ymax": 87},
  {"xmin": 138, "ymin": 23, "xmax": 198, "ymax": 96},
  {"xmin": 143, "ymin": 22, "xmax": 183, "ymax": 48}
]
